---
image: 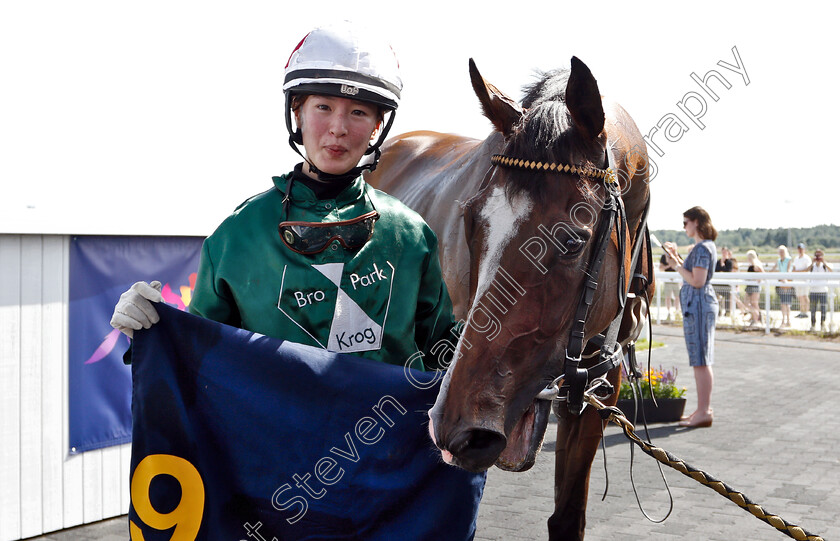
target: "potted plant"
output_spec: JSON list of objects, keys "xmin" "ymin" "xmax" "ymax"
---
[{"xmin": 616, "ymin": 365, "xmax": 687, "ymax": 423}]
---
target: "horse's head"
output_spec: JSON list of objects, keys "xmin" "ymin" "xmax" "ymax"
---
[{"xmin": 429, "ymin": 57, "xmax": 648, "ymax": 473}]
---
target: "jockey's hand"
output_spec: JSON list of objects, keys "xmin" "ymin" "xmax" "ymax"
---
[{"xmin": 110, "ymin": 281, "xmax": 163, "ymax": 338}]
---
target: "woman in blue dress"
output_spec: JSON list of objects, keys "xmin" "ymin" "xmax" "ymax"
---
[{"xmin": 663, "ymin": 206, "xmax": 718, "ymax": 428}]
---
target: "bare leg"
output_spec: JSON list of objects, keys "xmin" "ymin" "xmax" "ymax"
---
[
  {"xmin": 681, "ymin": 365, "xmax": 714, "ymax": 427},
  {"xmin": 748, "ymin": 293, "xmax": 761, "ymax": 324},
  {"xmin": 694, "ymin": 365, "xmax": 713, "ymax": 413}
]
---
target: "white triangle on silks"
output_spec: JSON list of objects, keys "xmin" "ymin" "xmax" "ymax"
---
[
  {"xmin": 312, "ymin": 263, "xmax": 344, "ymax": 287},
  {"xmin": 327, "ymin": 287, "xmax": 383, "ymax": 353}
]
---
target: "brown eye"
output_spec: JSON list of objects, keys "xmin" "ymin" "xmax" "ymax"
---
[
  {"xmin": 556, "ymin": 228, "xmax": 589, "ymax": 260},
  {"xmin": 565, "ymin": 237, "xmax": 585, "ymax": 255}
]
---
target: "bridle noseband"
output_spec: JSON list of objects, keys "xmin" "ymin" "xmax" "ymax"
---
[{"xmin": 490, "ymin": 146, "xmax": 651, "ymax": 415}]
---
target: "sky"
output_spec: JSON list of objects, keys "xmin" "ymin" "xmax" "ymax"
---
[{"xmin": 2, "ymin": 1, "xmax": 838, "ymax": 236}]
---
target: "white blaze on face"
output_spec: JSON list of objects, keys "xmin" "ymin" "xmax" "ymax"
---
[
  {"xmin": 473, "ymin": 186, "xmax": 533, "ymax": 307},
  {"xmin": 427, "ymin": 185, "xmax": 532, "ymax": 464}
]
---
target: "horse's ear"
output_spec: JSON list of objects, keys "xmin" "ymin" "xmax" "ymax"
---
[
  {"xmin": 566, "ymin": 56, "xmax": 605, "ymax": 140},
  {"xmin": 469, "ymin": 58, "xmax": 523, "ymax": 137}
]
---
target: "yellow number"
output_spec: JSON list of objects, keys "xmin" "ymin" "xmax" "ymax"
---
[
  {"xmin": 129, "ymin": 520, "xmax": 145, "ymax": 541},
  {"xmin": 130, "ymin": 454, "xmax": 205, "ymax": 540}
]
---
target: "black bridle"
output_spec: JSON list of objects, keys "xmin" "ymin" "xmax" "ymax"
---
[{"xmin": 490, "ymin": 146, "xmax": 651, "ymax": 415}]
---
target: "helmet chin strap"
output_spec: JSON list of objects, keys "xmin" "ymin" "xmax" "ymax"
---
[{"xmin": 285, "ymin": 135, "xmax": 383, "ymax": 183}]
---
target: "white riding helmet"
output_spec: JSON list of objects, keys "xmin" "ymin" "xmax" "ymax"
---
[
  {"xmin": 283, "ymin": 22, "xmax": 402, "ymax": 173},
  {"xmin": 284, "ymin": 22, "xmax": 402, "ymax": 111}
]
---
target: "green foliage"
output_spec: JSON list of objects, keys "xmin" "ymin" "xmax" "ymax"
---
[
  {"xmin": 634, "ymin": 338, "xmax": 665, "ymax": 351},
  {"xmin": 652, "ymin": 224, "xmax": 840, "ymax": 252}
]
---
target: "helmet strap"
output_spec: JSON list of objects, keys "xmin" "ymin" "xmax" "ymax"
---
[
  {"xmin": 285, "ymin": 93, "xmax": 304, "ymax": 145},
  {"xmin": 364, "ymin": 109, "xmax": 396, "ymax": 156}
]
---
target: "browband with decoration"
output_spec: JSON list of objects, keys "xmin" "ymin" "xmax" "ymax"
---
[{"xmin": 490, "ymin": 154, "xmax": 617, "ymax": 184}]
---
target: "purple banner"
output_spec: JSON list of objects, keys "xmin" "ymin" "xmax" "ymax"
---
[{"xmin": 68, "ymin": 235, "xmax": 203, "ymax": 453}]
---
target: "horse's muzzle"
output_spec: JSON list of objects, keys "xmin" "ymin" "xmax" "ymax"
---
[
  {"xmin": 436, "ymin": 424, "xmax": 507, "ymax": 473},
  {"xmin": 429, "ymin": 397, "xmax": 551, "ymax": 473}
]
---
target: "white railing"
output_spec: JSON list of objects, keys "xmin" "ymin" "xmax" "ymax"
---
[{"xmin": 653, "ymin": 271, "xmax": 840, "ymax": 334}]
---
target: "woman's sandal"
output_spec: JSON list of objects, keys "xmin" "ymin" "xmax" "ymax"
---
[{"xmin": 679, "ymin": 409, "xmax": 713, "ymax": 428}]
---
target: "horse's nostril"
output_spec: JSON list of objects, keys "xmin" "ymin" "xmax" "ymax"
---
[
  {"xmin": 466, "ymin": 430, "xmax": 504, "ymax": 451},
  {"xmin": 447, "ymin": 428, "xmax": 507, "ymax": 471}
]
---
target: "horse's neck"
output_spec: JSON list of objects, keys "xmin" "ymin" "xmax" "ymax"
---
[
  {"xmin": 408, "ymin": 133, "xmax": 502, "ymax": 217},
  {"xmin": 377, "ymin": 132, "xmax": 502, "ymax": 319},
  {"xmin": 447, "ymin": 134, "xmax": 503, "ymax": 197}
]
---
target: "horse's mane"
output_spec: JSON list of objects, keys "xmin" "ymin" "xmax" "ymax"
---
[{"xmin": 504, "ymin": 69, "xmax": 604, "ymax": 202}]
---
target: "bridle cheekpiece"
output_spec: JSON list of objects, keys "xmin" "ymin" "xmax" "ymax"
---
[{"xmin": 489, "ymin": 147, "xmax": 649, "ymax": 416}]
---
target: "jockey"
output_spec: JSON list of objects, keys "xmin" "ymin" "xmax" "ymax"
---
[{"xmin": 111, "ymin": 22, "xmax": 458, "ymax": 370}]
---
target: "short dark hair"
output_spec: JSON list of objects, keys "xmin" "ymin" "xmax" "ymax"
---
[{"xmin": 684, "ymin": 206, "xmax": 717, "ymax": 241}]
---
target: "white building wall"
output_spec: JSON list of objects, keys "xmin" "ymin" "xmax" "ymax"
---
[{"xmin": 0, "ymin": 235, "xmax": 129, "ymax": 541}]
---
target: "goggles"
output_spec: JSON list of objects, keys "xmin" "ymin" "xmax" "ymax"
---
[{"xmin": 279, "ymin": 210, "xmax": 380, "ymax": 255}]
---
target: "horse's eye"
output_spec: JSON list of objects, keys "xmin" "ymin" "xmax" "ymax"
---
[{"xmin": 564, "ymin": 237, "xmax": 586, "ymax": 255}]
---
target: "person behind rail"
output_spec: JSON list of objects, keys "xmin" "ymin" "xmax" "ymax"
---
[
  {"xmin": 806, "ymin": 249, "xmax": 833, "ymax": 332},
  {"xmin": 714, "ymin": 246, "xmax": 738, "ymax": 317},
  {"xmin": 791, "ymin": 242, "xmax": 812, "ymax": 318},
  {"xmin": 659, "ymin": 251, "xmax": 682, "ymax": 320},
  {"xmin": 770, "ymin": 245, "xmax": 793, "ymax": 328},
  {"xmin": 743, "ymin": 249, "xmax": 765, "ymax": 326},
  {"xmin": 663, "ymin": 206, "xmax": 718, "ymax": 428}
]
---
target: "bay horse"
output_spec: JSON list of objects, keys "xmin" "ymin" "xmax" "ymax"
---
[{"xmin": 366, "ymin": 57, "xmax": 654, "ymax": 540}]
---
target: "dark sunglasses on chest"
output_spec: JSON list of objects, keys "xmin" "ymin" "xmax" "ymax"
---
[{"xmin": 278, "ymin": 176, "xmax": 380, "ymax": 255}]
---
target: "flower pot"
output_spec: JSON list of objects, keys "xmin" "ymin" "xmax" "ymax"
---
[{"xmin": 615, "ymin": 398, "xmax": 686, "ymax": 423}]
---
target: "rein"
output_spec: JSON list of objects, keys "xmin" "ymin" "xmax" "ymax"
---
[{"xmin": 491, "ymin": 146, "xmax": 649, "ymax": 415}]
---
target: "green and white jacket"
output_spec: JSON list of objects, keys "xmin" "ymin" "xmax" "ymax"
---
[{"xmin": 189, "ymin": 172, "xmax": 458, "ymax": 370}]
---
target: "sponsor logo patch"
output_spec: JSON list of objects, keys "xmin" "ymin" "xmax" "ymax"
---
[
  {"xmin": 277, "ymin": 261, "xmax": 395, "ymax": 353},
  {"xmin": 340, "ymin": 84, "xmax": 360, "ymax": 96}
]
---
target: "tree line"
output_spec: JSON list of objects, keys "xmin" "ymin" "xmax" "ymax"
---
[{"xmin": 652, "ymin": 224, "xmax": 840, "ymax": 251}]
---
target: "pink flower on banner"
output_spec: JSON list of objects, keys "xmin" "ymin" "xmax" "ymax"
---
[{"xmin": 84, "ymin": 273, "xmax": 198, "ymax": 364}]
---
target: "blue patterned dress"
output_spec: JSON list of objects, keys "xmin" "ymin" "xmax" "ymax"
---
[{"xmin": 679, "ymin": 240, "xmax": 718, "ymax": 366}]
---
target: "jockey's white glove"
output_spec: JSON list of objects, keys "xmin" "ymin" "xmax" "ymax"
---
[{"xmin": 110, "ymin": 281, "xmax": 163, "ymax": 338}]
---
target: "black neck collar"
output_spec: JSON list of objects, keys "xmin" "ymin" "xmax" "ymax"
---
[{"xmin": 291, "ymin": 163, "xmax": 356, "ymax": 200}]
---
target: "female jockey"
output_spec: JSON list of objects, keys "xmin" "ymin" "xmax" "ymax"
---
[{"xmin": 111, "ymin": 22, "xmax": 458, "ymax": 372}]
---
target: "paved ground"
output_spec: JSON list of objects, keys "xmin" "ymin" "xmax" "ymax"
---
[
  {"xmin": 474, "ymin": 326, "xmax": 840, "ymax": 541},
  {"xmin": 27, "ymin": 325, "xmax": 840, "ymax": 540}
]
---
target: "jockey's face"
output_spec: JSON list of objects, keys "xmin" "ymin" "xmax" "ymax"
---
[{"xmin": 296, "ymin": 95, "xmax": 381, "ymax": 178}]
